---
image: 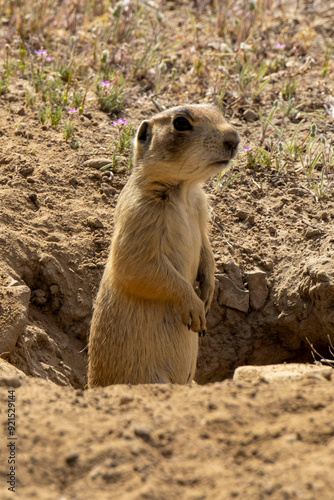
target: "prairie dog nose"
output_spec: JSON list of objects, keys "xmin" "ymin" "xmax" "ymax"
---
[{"xmin": 222, "ymin": 127, "xmax": 240, "ymax": 159}]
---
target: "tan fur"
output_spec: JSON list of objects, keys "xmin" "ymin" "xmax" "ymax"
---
[{"xmin": 88, "ymin": 104, "xmax": 239, "ymax": 386}]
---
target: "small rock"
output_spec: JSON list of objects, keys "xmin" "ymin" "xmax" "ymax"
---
[
  {"xmin": 287, "ymin": 188, "xmax": 306, "ymax": 196},
  {"xmin": 233, "ymin": 364, "xmax": 332, "ymax": 383},
  {"xmin": 243, "ymin": 109, "xmax": 259, "ymax": 122},
  {"xmin": 245, "ymin": 270, "xmax": 268, "ymax": 310},
  {"xmin": 7, "ymin": 95, "xmax": 19, "ymax": 102},
  {"xmin": 33, "ymin": 289, "xmax": 47, "ymax": 305},
  {"xmin": 86, "ymin": 216, "xmax": 104, "ymax": 229},
  {"xmin": 134, "ymin": 426, "xmax": 152, "ymax": 442},
  {"xmin": 83, "ymin": 158, "xmax": 113, "ymax": 170},
  {"xmin": 120, "ymin": 396, "xmax": 134, "ymax": 405},
  {"xmin": 305, "ymin": 228, "xmax": 322, "ymax": 238},
  {"xmin": 0, "ymin": 156, "xmax": 12, "ymax": 165},
  {"xmin": 217, "ymin": 274, "xmax": 249, "ymax": 313},
  {"xmin": 0, "ymin": 376, "xmax": 22, "ymax": 388},
  {"xmin": 49, "ymin": 285, "xmax": 59, "ymax": 295},
  {"xmin": 28, "ymin": 193, "xmax": 38, "ymax": 203},
  {"xmin": 65, "ymin": 453, "xmax": 79, "ymax": 466},
  {"xmin": 20, "ymin": 165, "xmax": 34, "ymax": 177}
]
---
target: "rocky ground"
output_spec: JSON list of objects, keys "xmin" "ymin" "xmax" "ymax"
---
[{"xmin": 0, "ymin": 0, "xmax": 334, "ymax": 498}]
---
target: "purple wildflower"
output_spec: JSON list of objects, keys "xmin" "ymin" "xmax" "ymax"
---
[
  {"xmin": 69, "ymin": 108, "xmax": 79, "ymax": 113},
  {"xmin": 35, "ymin": 49, "xmax": 48, "ymax": 56},
  {"xmin": 45, "ymin": 56, "xmax": 52, "ymax": 62},
  {"xmin": 110, "ymin": 118, "xmax": 128, "ymax": 126},
  {"xmin": 275, "ymin": 42, "xmax": 286, "ymax": 49},
  {"xmin": 243, "ymin": 146, "xmax": 252, "ymax": 151},
  {"xmin": 101, "ymin": 80, "xmax": 111, "ymax": 87}
]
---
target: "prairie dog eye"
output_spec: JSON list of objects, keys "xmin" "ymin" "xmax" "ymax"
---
[{"xmin": 173, "ymin": 116, "xmax": 193, "ymax": 131}]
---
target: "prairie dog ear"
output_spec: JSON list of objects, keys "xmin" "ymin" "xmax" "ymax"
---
[{"xmin": 136, "ymin": 120, "xmax": 152, "ymax": 150}]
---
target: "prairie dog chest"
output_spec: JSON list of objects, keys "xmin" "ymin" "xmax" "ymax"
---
[{"xmin": 164, "ymin": 186, "xmax": 206, "ymax": 281}]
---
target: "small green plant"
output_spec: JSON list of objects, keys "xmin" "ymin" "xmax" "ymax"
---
[
  {"xmin": 259, "ymin": 100, "xmax": 279, "ymax": 145},
  {"xmin": 60, "ymin": 65, "xmax": 71, "ymax": 83},
  {"xmin": 109, "ymin": 118, "xmax": 134, "ymax": 154},
  {"xmin": 78, "ymin": 75, "xmax": 92, "ymax": 115},
  {"xmin": 100, "ymin": 153, "xmax": 120, "ymax": 172},
  {"xmin": 19, "ymin": 41, "xmax": 26, "ymax": 73},
  {"xmin": 63, "ymin": 119, "xmax": 75, "ymax": 142},
  {"xmin": 282, "ymin": 78, "xmax": 297, "ymax": 99},
  {"xmin": 98, "ymin": 119, "xmax": 135, "ymax": 172},
  {"xmin": 155, "ymin": 61, "xmax": 168, "ymax": 94},
  {"xmin": 0, "ymin": 76, "xmax": 9, "ymax": 96},
  {"xmin": 322, "ymin": 43, "xmax": 332, "ymax": 78},
  {"xmin": 26, "ymin": 89, "xmax": 36, "ymax": 108},
  {"xmin": 71, "ymin": 87, "xmax": 83, "ymax": 109},
  {"xmin": 50, "ymin": 106, "xmax": 63, "ymax": 128},
  {"xmin": 95, "ymin": 75, "xmax": 126, "ymax": 113},
  {"xmin": 38, "ymin": 106, "xmax": 47, "ymax": 125},
  {"xmin": 99, "ymin": 49, "xmax": 110, "ymax": 79}
]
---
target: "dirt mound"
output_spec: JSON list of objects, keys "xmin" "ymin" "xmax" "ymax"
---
[{"xmin": 1, "ymin": 361, "xmax": 334, "ymax": 500}]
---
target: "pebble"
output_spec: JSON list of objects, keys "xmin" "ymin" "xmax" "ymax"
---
[
  {"xmin": 28, "ymin": 193, "xmax": 40, "ymax": 208},
  {"xmin": 0, "ymin": 376, "xmax": 22, "ymax": 388},
  {"xmin": 28, "ymin": 193, "xmax": 38, "ymax": 202},
  {"xmin": 243, "ymin": 109, "xmax": 259, "ymax": 122},
  {"xmin": 305, "ymin": 228, "xmax": 322, "ymax": 238},
  {"xmin": 49, "ymin": 285, "xmax": 59, "ymax": 295},
  {"xmin": 0, "ymin": 156, "xmax": 12, "ymax": 165},
  {"xmin": 83, "ymin": 158, "xmax": 113, "ymax": 170},
  {"xmin": 65, "ymin": 453, "xmax": 79, "ymax": 466},
  {"xmin": 133, "ymin": 426, "xmax": 152, "ymax": 442},
  {"xmin": 287, "ymin": 188, "xmax": 306, "ymax": 196},
  {"xmin": 19, "ymin": 165, "xmax": 34, "ymax": 177},
  {"xmin": 120, "ymin": 396, "xmax": 134, "ymax": 405},
  {"xmin": 86, "ymin": 216, "xmax": 104, "ymax": 229}
]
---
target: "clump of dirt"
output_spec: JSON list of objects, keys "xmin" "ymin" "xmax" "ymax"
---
[{"xmin": 1, "ymin": 361, "xmax": 334, "ymax": 500}]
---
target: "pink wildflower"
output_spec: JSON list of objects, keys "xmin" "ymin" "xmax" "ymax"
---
[
  {"xmin": 110, "ymin": 118, "xmax": 128, "ymax": 126},
  {"xmin": 35, "ymin": 49, "xmax": 47, "ymax": 56}
]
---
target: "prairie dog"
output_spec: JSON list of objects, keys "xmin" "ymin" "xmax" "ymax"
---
[{"xmin": 88, "ymin": 104, "xmax": 239, "ymax": 386}]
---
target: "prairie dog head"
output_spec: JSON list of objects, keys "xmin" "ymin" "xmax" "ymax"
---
[{"xmin": 133, "ymin": 104, "xmax": 240, "ymax": 184}]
